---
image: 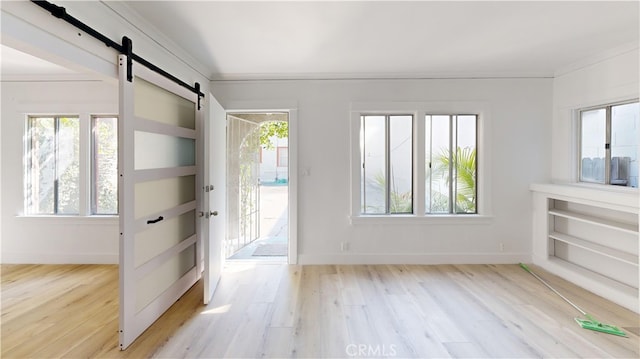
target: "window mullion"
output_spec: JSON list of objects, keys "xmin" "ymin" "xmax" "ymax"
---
[
  {"xmin": 385, "ymin": 115, "xmax": 391, "ymax": 214},
  {"xmin": 428, "ymin": 117, "xmax": 433, "ymax": 214},
  {"xmin": 448, "ymin": 115, "xmax": 454, "ymax": 214},
  {"xmin": 453, "ymin": 115, "xmax": 458, "ymax": 214},
  {"xmin": 415, "ymin": 112, "xmax": 425, "ymax": 216},
  {"xmin": 53, "ymin": 117, "xmax": 60, "ymax": 214},
  {"xmin": 90, "ymin": 116, "xmax": 98, "ymax": 215},
  {"xmin": 605, "ymin": 106, "xmax": 612, "ymax": 185},
  {"xmin": 361, "ymin": 116, "xmax": 366, "ymax": 214}
]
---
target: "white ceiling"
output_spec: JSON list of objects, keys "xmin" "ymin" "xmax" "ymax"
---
[{"xmin": 119, "ymin": 1, "xmax": 640, "ymax": 80}]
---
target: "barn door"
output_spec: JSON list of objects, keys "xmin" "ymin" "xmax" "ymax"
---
[{"xmin": 118, "ymin": 55, "xmax": 201, "ymax": 349}]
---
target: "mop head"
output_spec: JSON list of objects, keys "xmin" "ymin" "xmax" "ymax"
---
[{"xmin": 575, "ymin": 316, "xmax": 627, "ymax": 337}]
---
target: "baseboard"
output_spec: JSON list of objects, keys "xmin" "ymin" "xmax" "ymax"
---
[
  {"xmin": 298, "ymin": 252, "xmax": 531, "ymax": 265},
  {"xmin": 1, "ymin": 252, "xmax": 118, "ymax": 264}
]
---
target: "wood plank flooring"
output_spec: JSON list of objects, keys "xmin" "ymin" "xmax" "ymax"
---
[{"xmin": 1, "ymin": 263, "xmax": 638, "ymax": 358}]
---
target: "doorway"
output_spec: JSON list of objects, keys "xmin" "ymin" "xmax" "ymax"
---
[{"xmin": 226, "ymin": 112, "xmax": 289, "ymax": 261}]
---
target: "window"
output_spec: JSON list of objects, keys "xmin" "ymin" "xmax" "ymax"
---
[
  {"xmin": 277, "ymin": 146, "xmax": 289, "ymax": 167},
  {"xmin": 579, "ymin": 101, "xmax": 638, "ymax": 188},
  {"xmin": 92, "ymin": 116, "xmax": 118, "ymax": 214},
  {"xmin": 24, "ymin": 115, "xmax": 119, "ymax": 216},
  {"xmin": 360, "ymin": 115, "xmax": 413, "ymax": 214},
  {"xmin": 25, "ymin": 116, "xmax": 80, "ymax": 214},
  {"xmin": 352, "ymin": 104, "xmax": 484, "ymax": 220},
  {"xmin": 426, "ymin": 115, "xmax": 477, "ymax": 214}
]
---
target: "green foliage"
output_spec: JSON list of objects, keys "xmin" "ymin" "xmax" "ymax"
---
[
  {"xmin": 368, "ymin": 172, "xmax": 413, "ymax": 214},
  {"xmin": 429, "ymin": 146, "xmax": 476, "ymax": 213},
  {"xmin": 238, "ymin": 127, "xmax": 260, "ymax": 240},
  {"xmin": 260, "ymin": 121, "xmax": 288, "ymax": 149}
]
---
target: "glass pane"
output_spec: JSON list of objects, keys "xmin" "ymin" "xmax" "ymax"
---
[
  {"xmin": 135, "ymin": 210, "xmax": 196, "ymax": 267},
  {"xmin": 389, "ymin": 115, "xmax": 412, "ymax": 213},
  {"xmin": 610, "ymin": 102, "xmax": 639, "ymax": 188},
  {"xmin": 56, "ymin": 117, "xmax": 80, "ymax": 214},
  {"xmin": 580, "ymin": 109, "xmax": 606, "ymax": 183},
  {"xmin": 26, "ymin": 117, "xmax": 55, "ymax": 214},
  {"xmin": 455, "ymin": 115, "xmax": 477, "ymax": 213},
  {"xmin": 134, "ymin": 175, "xmax": 196, "ymax": 219},
  {"xmin": 134, "ymin": 132, "xmax": 195, "ymax": 170},
  {"xmin": 134, "ymin": 77, "xmax": 195, "ymax": 129},
  {"xmin": 426, "ymin": 115, "xmax": 450, "ymax": 213},
  {"xmin": 93, "ymin": 117, "xmax": 118, "ymax": 214},
  {"xmin": 361, "ymin": 115, "xmax": 386, "ymax": 214}
]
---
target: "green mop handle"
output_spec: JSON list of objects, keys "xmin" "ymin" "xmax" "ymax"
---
[{"xmin": 519, "ymin": 263, "xmax": 587, "ymax": 316}]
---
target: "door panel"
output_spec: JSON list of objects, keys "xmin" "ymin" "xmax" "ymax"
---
[
  {"xmin": 134, "ymin": 176, "xmax": 196, "ymax": 218},
  {"xmin": 135, "ymin": 210, "xmax": 196, "ymax": 267},
  {"xmin": 134, "ymin": 132, "xmax": 196, "ymax": 169},
  {"xmin": 203, "ymin": 95, "xmax": 226, "ymax": 304},
  {"xmin": 135, "ymin": 244, "xmax": 196, "ymax": 311},
  {"xmin": 134, "ymin": 77, "xmax": 196, "ymax": 129},
  {"xmin": 118, "ymin": 55, "xmax": 201, "ymax": 350}
]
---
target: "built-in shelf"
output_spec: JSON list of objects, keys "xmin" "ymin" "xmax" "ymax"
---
[
  {"xmin": 549, "ymin": 231, "xmax": 638, "ymax": 266},
  {"xmin": 547, "ymin": 199, "xmax": 638, "ymax": 284},
  {"xmin": 547, "ymin": 256, "xmax": 638, "ymax": 299},
  {"xmin": 548, "ymin": 209, "xmax": 638, "ymax": 235},
  {"xmin": 531, "ymin": 183, "xmax": 639, "ymax": 313}
]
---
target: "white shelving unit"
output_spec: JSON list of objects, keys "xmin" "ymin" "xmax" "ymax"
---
[
  {"xmin": 531, "ymin": 183, "xmax": 639, "ymax": 313},
  {"xmin": 548, "ymin": 209, "xmax": 638, "ymax": 234},
  {"xmin": 548, "ymin": 231, "xmax": 638, "ymax": 266}
]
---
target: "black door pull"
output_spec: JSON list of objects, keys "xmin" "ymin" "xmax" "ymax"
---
[{"xmin": 147, "ymin": 216, "xmax": 164, "ymax": 224}]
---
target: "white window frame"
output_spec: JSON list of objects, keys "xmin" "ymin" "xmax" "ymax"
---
[
  {"xmin": 23, "ymin": 113, "xmax": 119, "ymax": 217},
  {"xmin": 350, "ymin": 101, "xmax": 492, "ymax": 224},
  {"xmin": 91, "ymin": 115, "xmax": 119, "ymax": 215},
  {"xmin": 360, "ymin": 113, "xmax": 414, "ymax": 215},
  {"xmin": 577, "ymin": 99, "xmax": 639, "ymax": 188},
  {"xmin": 24, "ymin": 115, "xmax": 80, "ymax": 215},
  {"xmin": 425, "ymin": 114, "xmax": 478, "ymax": 215}
]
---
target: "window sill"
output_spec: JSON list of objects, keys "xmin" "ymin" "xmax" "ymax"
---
[
  {"xmin": 349, "ymin": 214, "xmax": 493, "ymax": 225},
  {"xmin": 568, "ymin": 182, "xmax": 638, "ymax": 193}
]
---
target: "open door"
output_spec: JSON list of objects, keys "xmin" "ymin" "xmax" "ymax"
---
[
  {"xmin": 118, "ymin": 55, "xmax": 201, "ymax": 349},
  {"xmin": 202, "ymin": 95, "xmax": 225, "ymax": 304}
]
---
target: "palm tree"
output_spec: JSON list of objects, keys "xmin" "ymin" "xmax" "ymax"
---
[{"xmin": 429, "ymin": 147, "xmax": 476, "ymax": 213}]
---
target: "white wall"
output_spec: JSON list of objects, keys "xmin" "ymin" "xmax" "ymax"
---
[
  {"xmin": 551, "ymin": 47, "xmax": 639, "ymax": 183},
  {"xmin": 260, "ymin": 136, "xmax": 289, "ymax": 183},
  {"xmin": 1, "ymin": 81, "xmax": 120, "ymax": 263},
  {"xmin": 212, "ymin": 78, "xmax": 553, "ymax": 264},
  {"xmin": 538, "ymin": 46, "xmax": 640, "ymax": 312}
]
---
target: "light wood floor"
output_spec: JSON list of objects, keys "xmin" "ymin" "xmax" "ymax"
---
[{"xmin": 1, "ymin": 263, "xmax": 638, "ymax": 358}]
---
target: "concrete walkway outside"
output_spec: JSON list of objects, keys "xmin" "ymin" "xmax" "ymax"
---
[{"xmin": 228, "ymin": 185, "xmax": 288, "ymax": 261}]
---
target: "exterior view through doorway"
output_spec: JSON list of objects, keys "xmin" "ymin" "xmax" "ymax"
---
[{"xmin": 226, "ymin": 113, "xmax": 289, "ymax": 261}]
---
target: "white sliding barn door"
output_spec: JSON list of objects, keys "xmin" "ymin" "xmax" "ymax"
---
[{"xmin": 118, "ymin": 55, "xmax": 202, "ymax": 350}]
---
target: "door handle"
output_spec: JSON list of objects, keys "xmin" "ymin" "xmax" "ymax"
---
[
  {"xmin": 201, "ymin": 211, "xmax": 219, "ymax": 219},
  {"xmin": 147, "ymin": 216, "xmax": 164, "ymax": 224}
]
